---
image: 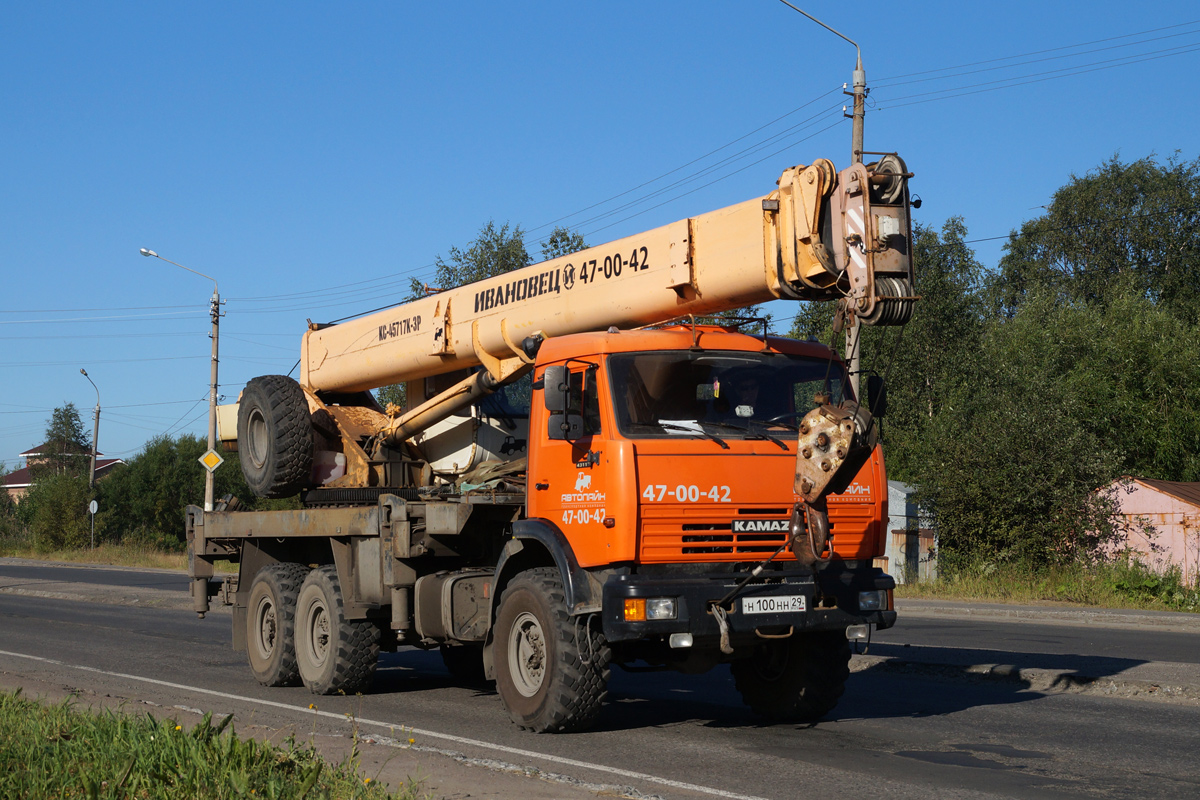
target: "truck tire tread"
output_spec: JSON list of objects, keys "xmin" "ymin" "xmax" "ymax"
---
[
  {"xmin": 296, "ymin": 565, "xmax": 380, "ymax": 695},
  {"xmin": 238, "ymin": 374, "xmax": 313, "ymax": 499},
  {"xmin": 246, "ymin": 562, "xmax": 309, "ymax": 686},
  {"xmin": 495, "ymin": 567, "xmax": 609, "ymax": 733}
]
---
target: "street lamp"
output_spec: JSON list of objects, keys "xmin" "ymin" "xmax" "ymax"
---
[
  {"xmin": 140, "ymin": 248, "xmax": 222, "ymax": 512},
  {"xmin": 80, "ymin": 368, "xmax": 100, "ymax": 550},
  {"xmin": 79, "ymin": 369, "xmax": 100, "ymax": 489},
  {"xmin": 79, "ymin": 369, "xmax": 99, "ymax": 551},
  {"xmin": 776, "ymin": 0, "xmax": 868, "ymax": 398}
]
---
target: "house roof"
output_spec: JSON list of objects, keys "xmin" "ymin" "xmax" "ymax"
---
[
  {"xmin": 20, "ymin": 442, "xmax": 102, "ymax": 458},
  {"xmin": 1130, "ymin": 477, "xmax": 1200, "ymax": 509},
  {"xmin": 2, "ymin": 458, "xmax": 123, "ymax": 489}
]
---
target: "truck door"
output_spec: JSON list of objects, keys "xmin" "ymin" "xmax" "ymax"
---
[{"xmin": 528, "ymin": 363, "xmax": 615, "ymax": 563}]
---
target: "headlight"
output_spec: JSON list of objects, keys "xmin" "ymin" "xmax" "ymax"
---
[
  {"xmin": 857, "ymin": 590, "xmax": 886, "ymax": 611},
  {"xmin": 623, "ymin": 597, "xmax": 678, "ymax": 621},
  {"xmin": 647, "ymin": 598, "xmax": 677, "ymax": 620}
]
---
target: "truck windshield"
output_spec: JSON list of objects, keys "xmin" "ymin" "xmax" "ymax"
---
[{"xmin": 607, "ymin": 350, "xmax": 847, "ymax": 439}]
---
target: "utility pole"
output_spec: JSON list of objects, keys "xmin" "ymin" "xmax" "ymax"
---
[
  {"xmin": 140, "ymin": 248, "xmax": 221, "ymax": 512},
  {"xmin": 846, "ymin": 52, "xmax": 867, "ymax": 400},
  {"xmin": 776, "ymin": 1, "xmax": 867, "ymax": 399},
  {"xmin": 80, "ymin": 369, "xmax": 100, "ymax": 489}
]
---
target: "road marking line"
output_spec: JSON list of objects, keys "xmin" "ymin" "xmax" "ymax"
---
[{"xmin": 0, "ymin": 648, "xmax": 769, "ymax": 800}]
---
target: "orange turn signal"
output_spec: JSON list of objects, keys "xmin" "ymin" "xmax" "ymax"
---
[{"xmin": 623, "ymin": 598, "xmax": 646, "ymax": 622}]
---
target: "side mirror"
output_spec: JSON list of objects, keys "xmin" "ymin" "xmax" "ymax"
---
[
  {"xmin": 542, "ymin": 365, "xmax": 569, "ymax": 413},
  {"xmin": 866, "ymin": 374, "xmax": 888, "ymax": 419}
]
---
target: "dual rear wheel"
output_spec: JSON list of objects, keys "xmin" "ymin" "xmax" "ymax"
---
[
  {"xmin": 246, "ymin": 564, "xmax": 379, "ymax": 695},
  {"xmin": 246, "ymin": 563, "xmax": 614, "ymax": 730}
]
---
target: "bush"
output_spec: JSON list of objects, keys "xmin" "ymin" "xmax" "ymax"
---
[
  {"xmin": 98, "ymin": 433, "xmax": 299, "ymax": 548},
  {"xmin": 20, "ymin": 473, "xmax": 92, "ymax": 552},
  {"xmin": 910, "ymin": 285, "xmax": 1200, "ymax": 569}
]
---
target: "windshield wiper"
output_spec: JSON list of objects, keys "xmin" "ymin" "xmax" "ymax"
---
[
  {"xmin": 656, "ymin": 421, "xmax": 730, "ymax": 449},
  {"xmin": 704, "ymin": 421, "xmax": 790, "ymax": 451}
]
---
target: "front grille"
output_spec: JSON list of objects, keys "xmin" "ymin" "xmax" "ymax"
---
[
  {"xmin": 680, "ymin": 531, "xmax": 786, "ymax": 555},
  {"xmin": 641, "ymin": 505, "xmax": 790, "ymax": 561},
  {"xmin": 639, "ymin": 504, "xmax": 874, "ymax": 562}
]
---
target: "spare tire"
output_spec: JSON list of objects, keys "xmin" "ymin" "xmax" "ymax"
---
[{"xmin": 238, "ymin": 375, "xmax": 314, "ymax": 498}]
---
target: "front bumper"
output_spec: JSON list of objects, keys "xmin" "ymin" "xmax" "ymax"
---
[{"xmin": 601, "ymin": 565, "xmax": 896, "ymax": 647}]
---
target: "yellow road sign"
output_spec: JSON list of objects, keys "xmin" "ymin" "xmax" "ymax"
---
[{"xmin": 199, "ymin": 449, "xmax": 224, "ymax": 473}]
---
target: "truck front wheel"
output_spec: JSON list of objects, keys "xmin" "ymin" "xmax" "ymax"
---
[
  {"xmin": 494, "ymin": 567, "xmax": 609, "ymax": 732},
  {"xmin": 731, "ymin": 631, "xmax": 851, "ymax": 722},
  {"xmin": 237, "ymin": 375, "xmax": 314, "ymax": 499},
  {"xmin": 295, "ymin": 566, "xmax": 380, "ymax": 695},
  {"xmin": 246, "ymin": 563, "xmax": 308, "ymax": 686}
]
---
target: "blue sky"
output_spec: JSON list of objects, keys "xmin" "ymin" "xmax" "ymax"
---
[{"xmin": 2, "ymin": 1, "xmax": 1198, "ymax": 465}]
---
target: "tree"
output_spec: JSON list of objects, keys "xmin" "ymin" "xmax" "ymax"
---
[
  {"xmin": 31, "ymin": 403, "xmax": 91, "ymax": 479},
  {"xmin": 22, "ymin": 472, "xmax": 91, "ymax": 551},
  {"xmin": 374, "ymin": 383, "xmax": 407, "ymax": 412},
  {"xmin": 408, "ymin": 220, "xmax": 531, "ymax": 299},
  {"xmin": 863, "ymin": 219, "xmax": 986, "ymax": 480},
  {"xmin": 785, "ymin": 219, "xmax": 986, "ymax": 481},
  {"xmin": 385, "ymin": 222, "xmax": 583, "ymax": 409},
  {"xmin": 541, "ymin": 226, "xmax": 587, "ymax": 261},
  {"xmin": 97, "ymin": 433, "xmax": 298, "ymax": 548},
  {"xmin": 909, "ymin": 282, "xmax": 1200, "ymax": 569},
  {"xmin": 993, "ymin": 153, "xmax": 1200, "ymax": 323},
  {"xmin": 697, "ymin": 304, "xmax": 774, "ymax": 332},
  {"xmin": 16, "ymin": 404, "xmax": 94, "ymax": 551},
  {"xmin": 0, "ymin": 463, "xmax": 20, "ymax": 542},
  {"xmin": 909, "ymin": 287, "xmax": 1122, "ymax": 568}
]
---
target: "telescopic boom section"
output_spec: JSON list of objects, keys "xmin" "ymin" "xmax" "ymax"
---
[{"xmin": 300, "ymin": 158, "xmax": 914, "ymax": 395}]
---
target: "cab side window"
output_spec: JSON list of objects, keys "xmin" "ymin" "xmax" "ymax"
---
[{"xmin": 568, "ymin": 367, "xmax": 602, "ymax": 435}]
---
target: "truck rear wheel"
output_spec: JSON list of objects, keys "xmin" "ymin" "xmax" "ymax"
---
[
  {"xmin": 731, "ymin": 631, "xmax": 851, "ymax": 722},
  {"xmin": 237, "ymin": 375, "xmax": 314, "ymax": 499},
  {"xmin": 246, "ymin": 563, "xmax": 308, "ymax": 686},
  {"xmin": 493, "ymin": 567, "xmax": 609, "ymax": 732},
  {"xmin": 295, "ymin": 565, "xmax": 380, "ymax": 695}
]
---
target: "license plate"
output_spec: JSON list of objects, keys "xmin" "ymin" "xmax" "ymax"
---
[{"xmin": 742, "ymin": 594, "xmax": 807, "ymax": 614}]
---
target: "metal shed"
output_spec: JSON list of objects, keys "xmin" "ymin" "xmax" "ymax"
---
[{"xmin": 1107, "ymin": 477, "xmax": 1200, "ymax": 586}]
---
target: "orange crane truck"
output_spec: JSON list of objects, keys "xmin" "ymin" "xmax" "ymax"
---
[{"xmin": 186, "ymin": 154, "xmax": 915, "ymax": 732}]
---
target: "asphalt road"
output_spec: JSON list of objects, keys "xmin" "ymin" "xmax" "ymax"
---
[
  {"xmin": 873, "ymin": 614, "xmax": 1200, "ymax": 667},
  {"xmin": 2, "ymin": 561, "xmax": 1199, "ymax": 799}
]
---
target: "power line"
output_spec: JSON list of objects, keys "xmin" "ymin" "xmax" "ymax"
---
[
  {"xmin": 0, "ymin": 356, "xmax": 207, "ymax": 368},
  {"xmin": 875, "ymin": 18, "xmax": 1200, "ymax": 82},
  {"xmin": 539, "ymin": 104, "xmax": 846, "ymax": 237},
  {"xmin": 219, "ymin": 27, "xmax": 1199, "ymax": 320},
  {"xmin": 159, "ymin": 395, "xmax": 210, "ymax": 439},
  {"xmin": 875, "ymin": 27, "xmax": 1200, "ymax": 91},
  {"xmin": 0, "ymin": 311, "xmax": 206, "ymax": 325},
  {"xmin": 228, "ymin": 87, "xmax": 848, "ymax": 308},
  {"xmin": 581, "ymin": 117, "xmax": 848, "ymax": 239},
  {"xmin": 0, "ymin": 332, "xmax": 205, "ymax": 341},
  {"xmin": 523, "ymin": 88, "xmax": 843, "ymax": 236},
  {"xmin": 874, "ymin": 42, "xmax": 1200, "ymax": 111},
  {"xmin": 0, "ymin": 303, "xmax": 201, "ymax": 313}
]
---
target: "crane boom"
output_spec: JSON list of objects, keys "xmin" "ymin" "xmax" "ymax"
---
[
  {"xmin": 197, "ymin": 146, "xmax": 914, "ymax": 734},
  {"xmin": 301, "ymin": 158, "xmax": 913, "ymax": 395}
]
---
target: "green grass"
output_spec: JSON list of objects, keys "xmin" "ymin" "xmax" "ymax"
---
[
  {"xmin": 895, "ymin": 558, "xmax": 1200, "ymax": 613},
  {"xmin": 0, "ymin": 689, "xmax": 421, "ymax": 799}
]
